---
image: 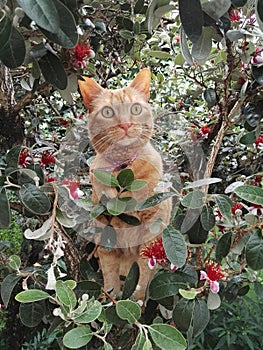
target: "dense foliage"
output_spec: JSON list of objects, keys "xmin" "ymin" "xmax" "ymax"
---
[{"xmin": 0, "ymin": 0, "xmax": 263, "ymax": 349}]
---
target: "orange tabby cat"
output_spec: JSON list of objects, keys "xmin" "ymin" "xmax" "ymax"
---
[{"xmin": 78, "ymin": 69, "xmax": 171, "ymax": 300}]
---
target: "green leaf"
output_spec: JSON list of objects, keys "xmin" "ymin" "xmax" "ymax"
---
[
  {"xmin": 243, "ymin": 103, "xmax": 262, "ymax": 128},
  {"xmin": 73, "ymin": 300, "xmax": 102, "ymax": 323},
  {"xmin": 126, "ymin": 179, "xmax": 147, "ymax": 191},
  {"xmin": 184, "ymin": 216, "xmax": 209, "ymax": 244},
  {"xmin": 149, "ymin": 324, "xmax": 187, "ymax": 350},
  {"xmin": 214, "ymin": 194, "xmax": 233, "ymax": 221},
  {"xmin": 107, "ymin": 197, "xmax": 126, "ymax": 216},
  {"xmin": 55, "ymin": 280, "xmax": 77, "ymax": 309},
  {"xmin": 184, "ymin": 178, "xmax": 221, "ymax": 189},
  {"xmin": 122, "ymin": 262, "xmax": 140, "ymax": 299},
  {"xmin": 63, "ymin": 326, "xmax": 92, "ymax": 349},
  {"xmin": 19, "ymin": 183, "xmax": 51, "ymax": 215},
  {"xmin": 131, "ymin": 333, "xmax": 147, "ymax": 350},
  {"xmin": 179, "ymin": 288, "xmax": 196, "ymax": 300},
  {"xmin": 179, "ymin": 26, "xmax": 194, "ymax": 65},
  {"xmin": 19, "ymin": 301, "xmax": 45, "ymax": 327},
  {"xmin": 246, "ymin": 231, "xmax": 263, "ymax": 270},
  {"xmin": 0, "ymin": 11, "xmax": 12, "ymax": 48},
  {"xmin": 24, "ymin": 217, "xmax": 52, "ymax": 241},
  {"xmin": 56, "ymin": 208, "xmax": 76, "ymax": 228},
  {"xmin": 8, "ymin": 255, "xmax": 21, "ymax": 270},
  {"xmin": 100, "ymin": 225, "xmax": 116, "ymax": 249},
  {"xmin": 134, "ymin": 0, "xmax": 145, "ymax": 14},
  {"xmin": 15, "ymin": 290, "xmax": 50, "ymax": 303},
  {"xmin": 239, "ymin": 131, "xmax": 257, "ymax": 145},
  {"xmin": 256, "ymin": 0, "xmax": 263, "ymax": 32},
  {"xmin": 200, "ymin": 205, "xmax": 215, "ymax": 231},
  {"xmin": 93, "ymin": 169, "xmax": 119, "ymax": 187},
  {"xmin": 181, "ymin": 190, "xmax": 205, "ymax": 209},
  {"xmin": 191, "ymin": 27, "xmax": 213, "ymax": 63},
  {"xmin": 172, "ymin": 298, "xmax": 194, "ymax": 332},
  {"xmin": 119, "ymin": 213, "xmax": 141, "ymax": 226},
  {"xmin": 119, "ymin": 29, "xmax": 134, "ymax": 40},
  {"xmin": 207, "ymin": 291, "xmax": 221, "ymax": 310},
  {"xmin": 192, "ymin": 298, "xmax": 210, "ymax": 336},
  {"xmin": 17, "ymin": 0, "xmax": 59, "ymax": 33},
  {"xmin": 117, "ymin": 169, "xmax": 134, "ymax": 188},
  {"xmin": 146, "ymin": 0, "xmax": 175, "ymax": 32},
  {"xmin": 104, "ymin": 305, "xmax": 128, "ymax": 326},
  {"xmin": 252, "ymin": 64, "xmax": 263, "ymax": 85},
  {"xmin": 149, "ymin": 271, "xmax": 187, "ymax": 300},
  {"xmin": 162, "ymin": 226, "xmax": 187, "ymax": 268},
  {"xmin": 1, "ymin": 273, "xmax": 22, "ymax": 307},
  {"xmin": 179, "ymin": 0, "xmax": 203, "ymax": 43},
  {"xmin": 136, "ymin": 192, "xmax": 174, "ymax": 211},
  {"xmin": 234, "ymin": 185, "xmax": 263, "ymax": 205},
  {"xmin": 148, "ymin": 50, "xmax": 172, "ymax": 59},
  {"xmin": 215, "ymin": 232, "xmax": 232, "ymax": 262},
  {"xmin": 0, "ymin": 187, "xmax": 11, "ymax": 229},
  {"xmin": 0, "ymin": 26, "xmax": 25, "ymax": 68},
  {"xmin": 90, "ymin": 203, "xmax": 106, "ymax": 219},
  {"xmin": 116, "ymin": 300, "xmax": 141, "ymax": 323},
  {"xmin": 5, "ymin": 146, "xmax": 22, "ymax": 175},
  {"xmin": 39, "ymin": 51, "xmax": 67, "ymax": 89},
  {"xmin": 75, "ymin": 281, "xmax": 102, "ymax": 300},
  {"xmin": 40, "ymin": 0, "xmax": 78, "ymax": 48},
  {"xmin": 203, "ymin": 88, "xmax": 217, "ymax": 108},
  {"xmin": 202, "ymin": 0, "xmax": 232, "ymax": 20}
]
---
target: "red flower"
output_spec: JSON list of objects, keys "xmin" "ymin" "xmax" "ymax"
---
[
  {"xmin": 141, "ymin": 237, "xmax": 168, "ymax": 268},
  {"xmin": 141, "ymin": 237, "xmax": 166, "ymax": 260},
  {"xmin": 253, "ymin": 176, "xmax": 262, "ymax": 185},
  {"xmin": 237, "ymin": 77, "xmax": 246, "ymax": 86},
  {"xmin": 60, "ymin": 119, "xmax": 70, "ymax": 128},
  {"xmin": 71, "ymin": 42, "xmax": 94, "ymax": 68},
  {"xmin": 205, "ymin": 261, "xmax": 225, "ymax": 282},
  {"xmin": 18, "ymin": 149, "xmax": 30, "ymax": 167},
  {"xmin": 200, "ymin": 125, "xmax": 211, "ymax": 135},
  {"xmin": 229, "ymin": 10, "xmax": 241, "ymax": 22},
  {"xmin": 62, "ymin": 178, "xmax": 83, "ymax": 200},
  {"xmin": 231, "ymin": 202, "xmax": 243, "ymax": 215},
  {"xmin": 200, "ymin": 261, "xmax": 226, "ymax": 293},
  {"xmin": 254, "ymin": 135, "xmax": 263, "ymax": 146},
  {"xmin": 41, "ymin": 151, "xmax": 55, "ymax": 167}
]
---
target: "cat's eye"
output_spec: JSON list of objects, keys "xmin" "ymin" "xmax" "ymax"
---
[
  {"xmin": 131, "ymin": 103, "xmax": 142, "ymax": 115},
  {"xmin": 101, "ymin": 106, "xmax": 115, "ymax": 118}
]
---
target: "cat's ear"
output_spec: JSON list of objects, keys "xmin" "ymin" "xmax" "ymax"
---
[
  {"xmin": 78, "ymin": 76, "xmax": 104, "ymax": 111},
  {"xmin": 129, "ymin": 68, "xmax": 150, "ymax": 100}
]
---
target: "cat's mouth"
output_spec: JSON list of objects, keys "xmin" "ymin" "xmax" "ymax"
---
[{"xmin": 117, "ymin": 135, "xmax": 137, "ymax": 146}]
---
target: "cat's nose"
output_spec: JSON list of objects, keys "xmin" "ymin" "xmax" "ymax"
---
[{"xmin": 119, "ymin": 123, "xmax": 131, "ymax": 133}]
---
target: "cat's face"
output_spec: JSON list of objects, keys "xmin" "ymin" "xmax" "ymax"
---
[{"xmin": 78, "ymin": 69, "xmax": 153, "ymax": 153}]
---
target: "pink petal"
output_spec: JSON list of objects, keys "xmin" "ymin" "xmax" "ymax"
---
[
  {"xmin": 148, "ymin": 257, "xmax": 156, "ymax": 269},
  {"xmin": 200, "ymin": 270, "xmax": 207, "ymax": 280},
  {"xmin": 210, "ymin": 280, "xmax": 220, "ymax": 294}
]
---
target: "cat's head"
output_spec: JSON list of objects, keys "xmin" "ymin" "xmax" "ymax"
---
[{"xmin": 78, "ymin": 68, "xmax": 153, "ymax": 153}]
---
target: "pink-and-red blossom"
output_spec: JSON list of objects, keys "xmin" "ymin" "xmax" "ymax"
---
[
  {"xmin": 200, "ymin": 261, "xmax": 226, "ymax": 293},
  {"xmin": 19, "ymin": 149, "xmax": 30, "ymax": 167},
  {"xmin": 62, "ymin": 178, "xmax": 83, "ymax": 200},
  {"xmin": 229, "ymin": 10, "xmax": 241, "ymax": 22},
  {"xmin": 41, "ymin": 151, "xmax": 56, "ymax": 167},
  {"xmin": 71, "ymin": 42, "xmax": 95, "ymax": 68},
  {"xmin": 141, "ymin": 237, "xmax": 168, "ymax": 269},
  {"xmin": 231, "ymin": 202, "xmax": 243, "ymax": 216}
]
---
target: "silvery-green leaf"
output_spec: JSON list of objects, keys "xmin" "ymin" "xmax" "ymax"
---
[
  {"xmin": 202, "ymin": 0, "xmax": 231, "ymax": 20},
  {"xmin": 24, "ymin": 217, "xmax": 52, "ymax": 240},
  {"xmin": 207, "ymin": 291, "xmax": 221, "ymax": 310}
]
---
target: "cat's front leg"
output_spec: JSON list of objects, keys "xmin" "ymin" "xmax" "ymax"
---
[{"xmin": 97, "ymin": 246, "xmax": 121, "ymax": 294}]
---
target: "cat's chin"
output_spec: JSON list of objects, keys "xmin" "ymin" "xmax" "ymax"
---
[{"xmin": 117, "ymin": 137, "xmax": 137, "ymax": 147}]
